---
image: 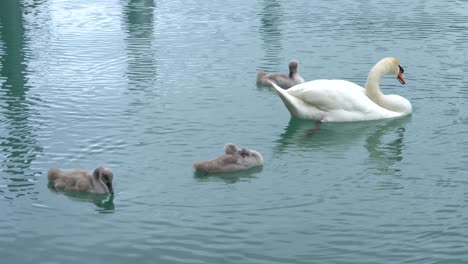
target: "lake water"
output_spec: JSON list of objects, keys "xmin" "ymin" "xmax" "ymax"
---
[{"xmin": 1, "ymin": 0, "xmax": 467, "ymax": 263}]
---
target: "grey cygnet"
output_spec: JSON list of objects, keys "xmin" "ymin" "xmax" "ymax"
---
[
  {"xmin": 48, "ymin": 166, "xmax": 114, "ymax": 194},
  {"xmin": 257, "ymin": 59, "xmax": 305, "ymax": 88},
  {"xmin": 193, "ymin": 144, "xmax": 263, "ymax": 173}
]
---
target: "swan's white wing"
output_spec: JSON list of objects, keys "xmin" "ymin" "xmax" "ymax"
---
[
  {"xmin": 285, "ymin": 80, "xmax": 403, "ymax": 121},
  {"xmin": 270, "ymin": 79, "xmax": 403, "ymax": 122},
  {"xmin": 287, "ymin": 80, "xmax": 371, "ymax": 112}
]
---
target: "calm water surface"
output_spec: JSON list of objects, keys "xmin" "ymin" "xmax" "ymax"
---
[{"xmin": 1, "ymin": 0, "xmax": 467, "ymax": 263}]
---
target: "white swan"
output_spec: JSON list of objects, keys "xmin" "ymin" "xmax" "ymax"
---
[{"xmin": 269, "ymin": 57, "xmax": 412, "ymax": 122}]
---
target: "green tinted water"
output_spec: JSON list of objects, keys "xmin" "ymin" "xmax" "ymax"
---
[{"xmin": 1, "ymin": 0, "xmax": 467, "ymax": 263}]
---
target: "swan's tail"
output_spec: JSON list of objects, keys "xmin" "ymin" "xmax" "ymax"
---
[{"xmin": 268, "ymin": 80, "xmax": 304, "ymax": 117}]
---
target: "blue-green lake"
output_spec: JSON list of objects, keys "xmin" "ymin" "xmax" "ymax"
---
[{"xmin": 1, "ymin": 0, "xmax": 467, "ymax": 263}]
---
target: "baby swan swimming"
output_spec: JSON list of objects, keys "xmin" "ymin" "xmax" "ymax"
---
[
  {"xmin": 257, "ymin": 59, "xmax": 305, "ymax": 88},
  {"xmin": 193, "ymin": 144, "xmax": 263, "ymax": 173},
  {"xmin": 48, "ymin": 166, "xmax": 114, "ymax": 194}
]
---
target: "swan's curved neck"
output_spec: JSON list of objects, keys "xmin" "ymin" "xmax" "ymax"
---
[
  {"xmin": 365, "ymin": 61, "xmax": 391, "ymax": 105},
  {"xmin": 364, "ymin": 59, "xmax": 411, "ymax": 114}
]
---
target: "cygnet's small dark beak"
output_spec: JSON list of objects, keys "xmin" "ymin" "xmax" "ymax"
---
[{"xmin": 107, "ymin": 183, "xmax": 114, "ymax": 194}]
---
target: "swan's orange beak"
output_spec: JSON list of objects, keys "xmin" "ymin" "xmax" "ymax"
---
[
  {"xmin": 397, "ymin": 72, "xmax": 405, "ymax": 85},
  {"xmin": 397, "ymin": 65, "xmax": 405, "ymax": 85}
]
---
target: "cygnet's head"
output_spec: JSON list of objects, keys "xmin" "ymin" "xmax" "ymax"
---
[
  {"xmin": 288, "ymin": 60, "xmax": 299, "ymax": 73},
  {"xmin": 93, "ymin": 167, "xmax": 114, "ymax": 194},
  {"xmin": 238, "ymin": 148, "xmax": 249, "ymax": 157},
  {"xmin": 224, "ymin": 143, "xmax": 239, "ymax": 154}
]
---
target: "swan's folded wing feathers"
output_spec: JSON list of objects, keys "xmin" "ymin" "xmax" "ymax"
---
[{"xmin": 287, "ymin": 80, "xmax": 367, "ymax": 112}]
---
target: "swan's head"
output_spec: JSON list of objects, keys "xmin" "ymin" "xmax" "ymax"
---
[
  {"xmin": 288, "ymin": 60, "xmax": 299, "ymax": 73},
  {"xmin": 382, "ymin": 57, "xmax": 405, "ymax": 85}
]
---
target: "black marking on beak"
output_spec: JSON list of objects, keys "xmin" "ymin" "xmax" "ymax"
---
[{"xmin": 398, "ymin": 65, "xmax": 404, "ymax": 74}]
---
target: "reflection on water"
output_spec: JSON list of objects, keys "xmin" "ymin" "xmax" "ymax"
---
[
  {"xmin": 274, "ymin": 118, "xmax": 376, "ymax": 152},
  {"xmin": 364, "ymin": 116, "xmax": 411, "ymax": 177},
  {"xmin": 0, "ymin": 1, "xmax": 43, "ymax": 199},
  {"xmin": 258, "ymin": 0, "xmax": 282, "ymax": 67},
  {"xmin": 48, "ymin": 183, "xmax": 115, "ymax": 213},
  {"xmin": 275, "ymin": 116, "xmax": 411, "ymax": 191},
  {"xmin": 275, "ymin": 117, "xmax": 411, "ymax": 157},
  {"xmin": 193, "ymin": 166, "xmax": 263, "ymax": 184},
  {"xmin": 274, "ymin": 118, "xmax": 322, "ymax": 154},
  {"xmin": 122, "ymin": 0, "xmax": 157, "ymax": 91}
]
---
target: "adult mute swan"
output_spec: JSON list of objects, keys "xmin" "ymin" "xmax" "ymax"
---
[
  {"xmin": 257, "ymin": 59, "xmax": 305, "ymax": 88},
  {"xmin": 269, "ymin": 57, "xmax": 412, "ymax": 122}
]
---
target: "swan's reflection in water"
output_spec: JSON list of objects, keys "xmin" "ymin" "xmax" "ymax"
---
[
  {"xmin": 364, "ymin": 117, "xmax": 411, "ymax": 180},
  {"xmin": 193, "ymin": 166, "xmax": 263, "ymax": 184},
  {"xmin": 275, "ymin": 118, "xmax": 385, "ymax": 152},
  {"xmin": 274, "ymin": 116, "xmax": 411, "ymax": 178},
  {"xmin": 48, "ymin": 184, "xmax": 115, "ymax": 213}
]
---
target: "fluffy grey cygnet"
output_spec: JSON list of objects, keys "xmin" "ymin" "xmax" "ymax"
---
[
  {"xmin": 257, "ymin": 59, "xmax": 305, "ymax": 88},
  {"xmin": 48, "ymin": 166, "xmax": 114, "ymax": 194},
  {"xmin": 193, "ymin": 144, "xmax": 263, "ymax": 173}
]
